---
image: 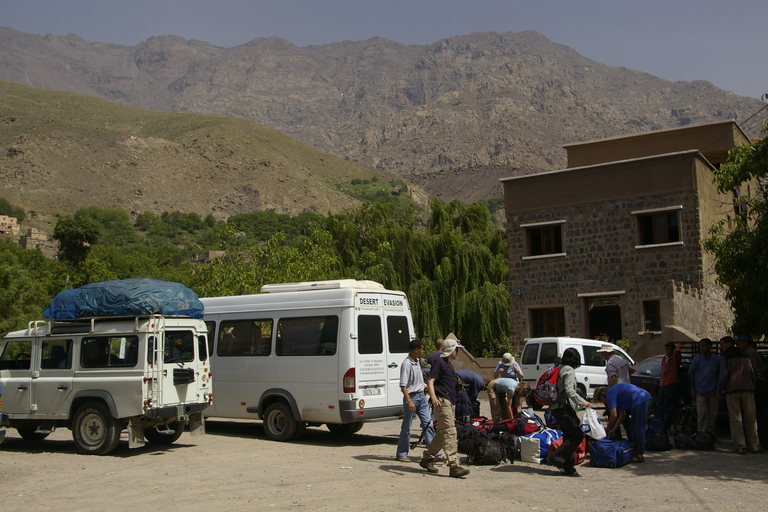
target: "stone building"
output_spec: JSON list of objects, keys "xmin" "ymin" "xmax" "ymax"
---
[
  {"xmin": 20, "ymin": 227, "xmax": 58, "ymax": 259},
  {"xmin": 0, "ymin": 214, "xmax": 21, "ymax": 238},
  {"xmin": 501, "ymin": 121, "xmax": 752, "ymax": 359}
]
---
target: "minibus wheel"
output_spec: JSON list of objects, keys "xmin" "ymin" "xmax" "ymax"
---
[
  {"xmin": 264, "ymin": 402, "xmax": 303, "ymax": 441},
  {"xmin": 326, "ymin": 421, "xmax": 363, "ymax": 435}
]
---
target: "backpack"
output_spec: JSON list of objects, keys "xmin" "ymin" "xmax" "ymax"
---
[
  {"xmin": 693, "ymin": 431, "xmax": 716, "ymax": 451},
  {"xmin": 456, "ymin": 422, "xmax": 482, "ymax": 454},
  {"xmin": 466, "ymin": 431, "xmax": 508, "ymax": 465},
  {"xmin": 533, "ymin": 365, "xmax": 563, "ymax": 406},
  {"xmin": 645, "ymin": 417, "xmax": 671, "ymax": 451}
]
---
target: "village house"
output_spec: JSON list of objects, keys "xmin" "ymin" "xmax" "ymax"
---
[{"xmin": 501, "ymin": 121, "xmax": 752, "ymax": 359}]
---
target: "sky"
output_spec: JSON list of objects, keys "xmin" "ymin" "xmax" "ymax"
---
[{"xmin": 3, "ymin": 0, "xmax": 767, "ymax": 100}]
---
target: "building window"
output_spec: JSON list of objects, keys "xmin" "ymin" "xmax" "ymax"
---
[
  {"xmin": 633, "ymin": 206, "xmax": 682, "ymax": 247},
  {"xmin": 531, "ymin": 307, "xmax": 566, "ymax": 337},
  {"xmin": 521, "ymin": 220, "xmax": 565, "ymax": 258},
  {"xmin": 643, "ymin": 300, "xmax": 661, "ymax": 332}
]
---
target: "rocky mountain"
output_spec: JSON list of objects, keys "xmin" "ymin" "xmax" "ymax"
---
[
  {"xmin": 0, "ymin": 27, "xmax": 764, "ymax": 203},
  {"xmin": 0, "ymin": 80, "xmax": 424, "ymax": 223}
]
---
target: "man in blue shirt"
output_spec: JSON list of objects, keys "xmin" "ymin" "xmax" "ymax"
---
[
  {"xmin": 594, "ymin": 383, "xmax": 652, "ymax": 463},
  {"xmin": 689, "ymin": 338, "xmax": 721, "ymax": 437}
]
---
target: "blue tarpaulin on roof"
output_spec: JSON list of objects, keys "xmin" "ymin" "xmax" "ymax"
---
[{"xmin": 43, "ymin": 278, "xmax": 204, "ymax": 320}]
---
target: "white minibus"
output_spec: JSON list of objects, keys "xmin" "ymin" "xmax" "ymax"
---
[{"xmin": 201, "ymin": 280, "xmax": 414, "ymax": 441}]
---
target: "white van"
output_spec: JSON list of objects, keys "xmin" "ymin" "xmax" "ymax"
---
[
  {"xmin": 201, "ymin": 279, "xmax": 415, "ymax": 441},
  {"xmin": 0, "ymin": 315, "xmax": 211, "ymax": 455},
  {"xmin": 519, "ymin": 337, "xmax": 634, "ymax": 401}
]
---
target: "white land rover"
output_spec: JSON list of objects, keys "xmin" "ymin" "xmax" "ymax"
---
[{"xmin": 0, "ymin": 279, "xmax": 213, "ymax": 455}]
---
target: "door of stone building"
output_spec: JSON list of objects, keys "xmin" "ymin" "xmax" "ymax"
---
[{"xmin": 587, "ymin": 296, "xmax": 623, "ymax": 342}]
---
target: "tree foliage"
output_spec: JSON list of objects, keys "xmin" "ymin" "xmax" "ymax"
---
[
  {"xmin": 703, "ymin": 104, "xmax": 768, "ymax": 337},
  {"xmin": 2, "ymin": 199, "xmax": 512, "ymax": 356}
]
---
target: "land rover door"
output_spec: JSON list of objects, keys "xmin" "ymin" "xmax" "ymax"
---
[
  {"xmin": 32, "ymin": 337, "xmax": 75, "ymax": 418},
  {"xmin": 0, "ymin": 337, "xmax": 35, "ymax": 417}
]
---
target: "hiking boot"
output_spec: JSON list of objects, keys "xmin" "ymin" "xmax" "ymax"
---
[
  {"xmin": 449, "ymin": 466, "xmax": 470, "ymax": 478},
  {"xmin": 419, "ymin": 457, "xmax": 438, "ymax": 473}
]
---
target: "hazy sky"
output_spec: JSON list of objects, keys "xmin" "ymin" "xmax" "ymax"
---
[{"xmin": 4, "ymin": 0, "xmax": 767, "ymax": 100}]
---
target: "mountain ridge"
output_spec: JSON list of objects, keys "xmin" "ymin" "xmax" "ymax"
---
[{"xmin": 0, "ymin": 26, "xmax": 764, "ymax": 204}]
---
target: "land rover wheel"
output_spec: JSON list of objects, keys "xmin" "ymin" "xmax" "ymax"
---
[
  {"xmin": 17, "ymin": 427, "xmax": 50, "ymax": 442},
  {"xmin": 326, "ymin": 422, "xmax": 363, "ymax": 436},
  {"xmin": 263, "ymin": 402, "xmax": 302, "ymax": 442},
  {"xmin": 144, "ymin": 421, "xmax": 185, "ymax": 445},
  {"xmin": 72, "ymin": 402, "xmax": 121, "ymax": 455}
]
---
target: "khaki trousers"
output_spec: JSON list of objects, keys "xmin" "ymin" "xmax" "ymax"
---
[
  {"xmin": 425, "ymin": 397, "xmax": 458, "ymax": 467},
  {"xmin": 726, "ymin": 391, "xmax": 761, "ymax": 451}
]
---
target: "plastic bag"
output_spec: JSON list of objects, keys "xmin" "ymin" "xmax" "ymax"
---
[{"xmin": 579, "ymin": 407, "xmax": 606, "ymax": 440}]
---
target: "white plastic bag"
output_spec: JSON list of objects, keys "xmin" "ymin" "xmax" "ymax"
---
[{"xmin": 580, "ymin": 407, "xmax": 606, "ymax": 440}]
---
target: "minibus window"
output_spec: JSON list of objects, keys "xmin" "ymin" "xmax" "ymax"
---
[
  {"xmin": 386, "ymin": 316, "xmax": 410, "ymax": 354},
  {"xmin": 218, "ymin": 320, "xmax": 273, "ymax": 356},
  {"xmin": 358, "ymin": 315, "xmax": 383, "ymax": 355},
  {"xmin": 276, "ymin": 316, "xmax": 337, "ymax": 356}
]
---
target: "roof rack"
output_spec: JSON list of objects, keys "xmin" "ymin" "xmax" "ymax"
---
[{"xmin": 261, "ymin": 280, "xmax": 385, "ymax": 293}]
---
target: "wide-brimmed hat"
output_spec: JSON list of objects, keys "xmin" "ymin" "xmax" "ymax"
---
[
  {"xmin": 441, "ymin": 333, "xmax": 462, "ymax": 357},
  {"xmin": 596, "ymin": 343, "xmax": 614, "ymax": 353},
  {"xmin": 502, "ymin": 352, "xmax": 514, "ymax": 364}
]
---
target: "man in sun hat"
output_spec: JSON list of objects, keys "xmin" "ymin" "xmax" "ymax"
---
[
  {"xmin": 420, "ymin": 333, "xmax": 470, "ymax": 478},
  {"xmin": 597, "ymin": 343, "xmax": 635, "ymax": 387}
]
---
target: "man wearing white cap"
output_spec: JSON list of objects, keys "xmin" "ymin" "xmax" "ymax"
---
[
  {"xmin": 420, "ymin": 333, "xmax": 470, "ymax": 478},
  {"xmin": 597, "ymin": 343, "xmax": 635, "ymax": 387}
]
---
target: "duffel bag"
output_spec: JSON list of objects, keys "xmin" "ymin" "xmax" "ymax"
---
[{"xmin": 589, "ymin": 439, "xmax": 633, "ymax": 468}]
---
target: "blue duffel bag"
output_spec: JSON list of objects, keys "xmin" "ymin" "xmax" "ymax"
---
[{"xmin": 589, "ymin": 439, "xmax": 634, "ymax": 468}]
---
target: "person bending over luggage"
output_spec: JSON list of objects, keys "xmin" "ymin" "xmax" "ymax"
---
[
  {"xmin": 456, "ymin": 369, "xmax": 486, "ymax": 420},
  {"xmin": 593, "ymin": 383, "xmax": 651, "ymax": 463},
  {"xmin": 512, "ymin": 382, "xmax": 531, "ymax": 417},
  {"xmin": 494, "ymin": 377, "xmax": 518, "ymax": 420},
  {"xmin": 547, "ymin": 347, "xmax": 591, "ymax": 477}
]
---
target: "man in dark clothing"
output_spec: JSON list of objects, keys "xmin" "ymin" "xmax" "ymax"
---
[
  {"xmin": 718, "ymin": 336, "xmax": 762, "ymax": 454},
  {"xmin": 737, "ymin": 335, "xmax": 768, "ymax": 447},
  {"xmin": 654, "ymin": 342, "xmax": 681, "ymax": 431},
  {"xmin": 421, "ymin": 333, "xmax": 470, "ymax": 478},
  {"xmin": 425, "ymin": 338, "xmax": 444, "ymax": 367}
]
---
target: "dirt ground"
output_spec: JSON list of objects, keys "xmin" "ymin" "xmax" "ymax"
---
[{"xmin": 1, "ymin": 400, "xmax": 766, "ymax": 512}]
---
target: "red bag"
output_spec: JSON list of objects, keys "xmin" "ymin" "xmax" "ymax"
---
[
  {"xmin": 546, "ymin": 436, "xmax": 587, "ymax": 466},
  {"xmin": 533, "ymin": 364, "xmax": 563, "ymax": 405}
]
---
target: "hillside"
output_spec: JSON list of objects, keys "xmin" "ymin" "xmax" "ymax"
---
[
  {"xmin": 0, "ymin": 81, "xmax": 426, "ymax": 221},
  {"xmin": 1, "ymin": 27, "xmax": 764, "ymax": 203}
]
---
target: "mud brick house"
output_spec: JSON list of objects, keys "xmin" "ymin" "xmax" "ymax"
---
[{"xmin": 501, "ymin": 121, "xmax": 752, "ymax": 359}]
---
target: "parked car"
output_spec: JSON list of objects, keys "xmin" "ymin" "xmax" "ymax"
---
[{"xmin": 520, "ymin": 337, "xmax": 634, "ymax": 404}]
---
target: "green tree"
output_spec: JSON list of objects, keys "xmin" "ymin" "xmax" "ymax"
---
[
  {"xmin": 703, "ymin": 103, "xmax": 768, "ymax": 337},
  {"xmin": 53, "ymin": 215, "xmax": 100, "ymax": 288},
  {"xmin": 190, "ymin": 223, "xmax": 341, "ymax": 297},
  {"xmin": 0, "ymin": 240, "xmax": 51, "ymax": 336},
  {"xmin": 0, "ymin": 197, "xmax": 26, "ymax": 221}
]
